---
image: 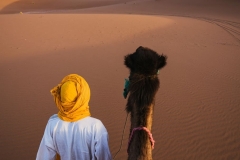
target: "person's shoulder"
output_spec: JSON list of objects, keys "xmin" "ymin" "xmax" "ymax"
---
[
  {"xmin": 88, "ymin": 117, "xmax": 107, "ymax": 130},
  {"xmin": 80, "ymin": 117, "xmax": 104, "ymax": 127},
  {"xmin": 48, "ymin": 114, "xmax": 60, "ymax": 123},
  {"xmin": 82, "ymin": 116, "xmax": 101, "ymax": 123}
]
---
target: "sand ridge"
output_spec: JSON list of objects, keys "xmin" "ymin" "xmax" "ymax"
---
[
  {"xmin": 0, "ymin": 0, "xmax": 240, "ymax": 159},
  {"xmin": 0, "ymin": 0, "xmax": 135, "ymax": 14}
]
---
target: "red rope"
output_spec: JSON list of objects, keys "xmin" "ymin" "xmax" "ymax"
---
[{"xmin": 127, "ymin": 126, "xmax": 155, "ymax": 153}]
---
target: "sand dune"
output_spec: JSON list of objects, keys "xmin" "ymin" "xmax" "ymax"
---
[
  {"xmin": 0, "ymin": 0, "xmax": 240, "ymax": 159},
  {"xmin": 0, "ymin": 0, "xmax": 135, "ymax": 14}
]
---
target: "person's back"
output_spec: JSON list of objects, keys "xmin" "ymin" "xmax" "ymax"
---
[{"xmin": 36, "ymin": 74, "xmax": 112, "ymax": 160}]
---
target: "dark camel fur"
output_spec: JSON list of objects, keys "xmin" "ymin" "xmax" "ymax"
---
[{"xmin": 124, "ymin": 46, "xmax": 167, "ymax": 160}]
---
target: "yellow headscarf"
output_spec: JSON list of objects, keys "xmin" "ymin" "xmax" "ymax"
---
[{"xmin": 50, "ymin": 74, "xmax": 91, "ymax": 122}]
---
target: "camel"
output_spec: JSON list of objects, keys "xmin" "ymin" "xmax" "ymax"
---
[{"xmin": 124, "ymin": 46, "xmax": 167, "ymax": 160}]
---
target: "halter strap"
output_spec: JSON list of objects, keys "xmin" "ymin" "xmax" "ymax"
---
[{"xmin": 127, "ymin": 126, "xmax": 155, "ymax": 153}]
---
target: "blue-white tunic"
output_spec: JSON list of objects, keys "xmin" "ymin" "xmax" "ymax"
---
[{"xmin": 36, "ymin": 114, "xmax": 112, "ymax": 160}]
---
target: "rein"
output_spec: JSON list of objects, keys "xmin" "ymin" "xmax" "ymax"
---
[{"xmin": 113, "ymin": 113, "xmax": 129, "ymax": 159}]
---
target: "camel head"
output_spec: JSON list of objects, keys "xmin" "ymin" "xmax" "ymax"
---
[{"xmin": 124, "ymin": 46, "xmax": 167, "ymax": 76}]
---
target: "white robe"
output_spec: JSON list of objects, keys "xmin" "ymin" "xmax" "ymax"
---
[{"xmin": 36, "ymin": 114, "xmax": 112, "ymax": 160}]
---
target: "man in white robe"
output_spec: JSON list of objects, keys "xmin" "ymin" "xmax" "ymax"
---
[{"xmin": 36, "ymin": 74, "xmax": 112, "ymax": 160}]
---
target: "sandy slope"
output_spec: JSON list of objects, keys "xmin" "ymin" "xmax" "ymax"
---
[
  {"xmin": 0, "ymin": 0, "xmax": 135, "ymax": 14},
  {"xmin": 0, "ymin": 0, "xmax": 240, "ymax": 159}
]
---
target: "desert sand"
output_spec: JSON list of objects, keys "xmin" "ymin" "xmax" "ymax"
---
[{"xmin": 0, "ymin": 0, "xmax": 240, "ymax": 159}]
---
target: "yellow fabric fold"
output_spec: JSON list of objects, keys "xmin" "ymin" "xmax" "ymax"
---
[
  {"xmin": 61, "ymin": 81, "xmax": 78, "ymax": 103},
  {"xmin": 50, "ymin": 74, "xmax": 91, "ymax": 122}
]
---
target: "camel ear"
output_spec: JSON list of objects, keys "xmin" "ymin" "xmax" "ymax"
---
[
  {"xmin": 124, "ymin": 54, "xmax": 134, "ymax": 69},
  {"xmin": 157, "ymin": 54, "xmax": 167, "ymax": 69},
  {"xmin": 136, "ymin": 46, "xmax": 144, "ymax": 52}
]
